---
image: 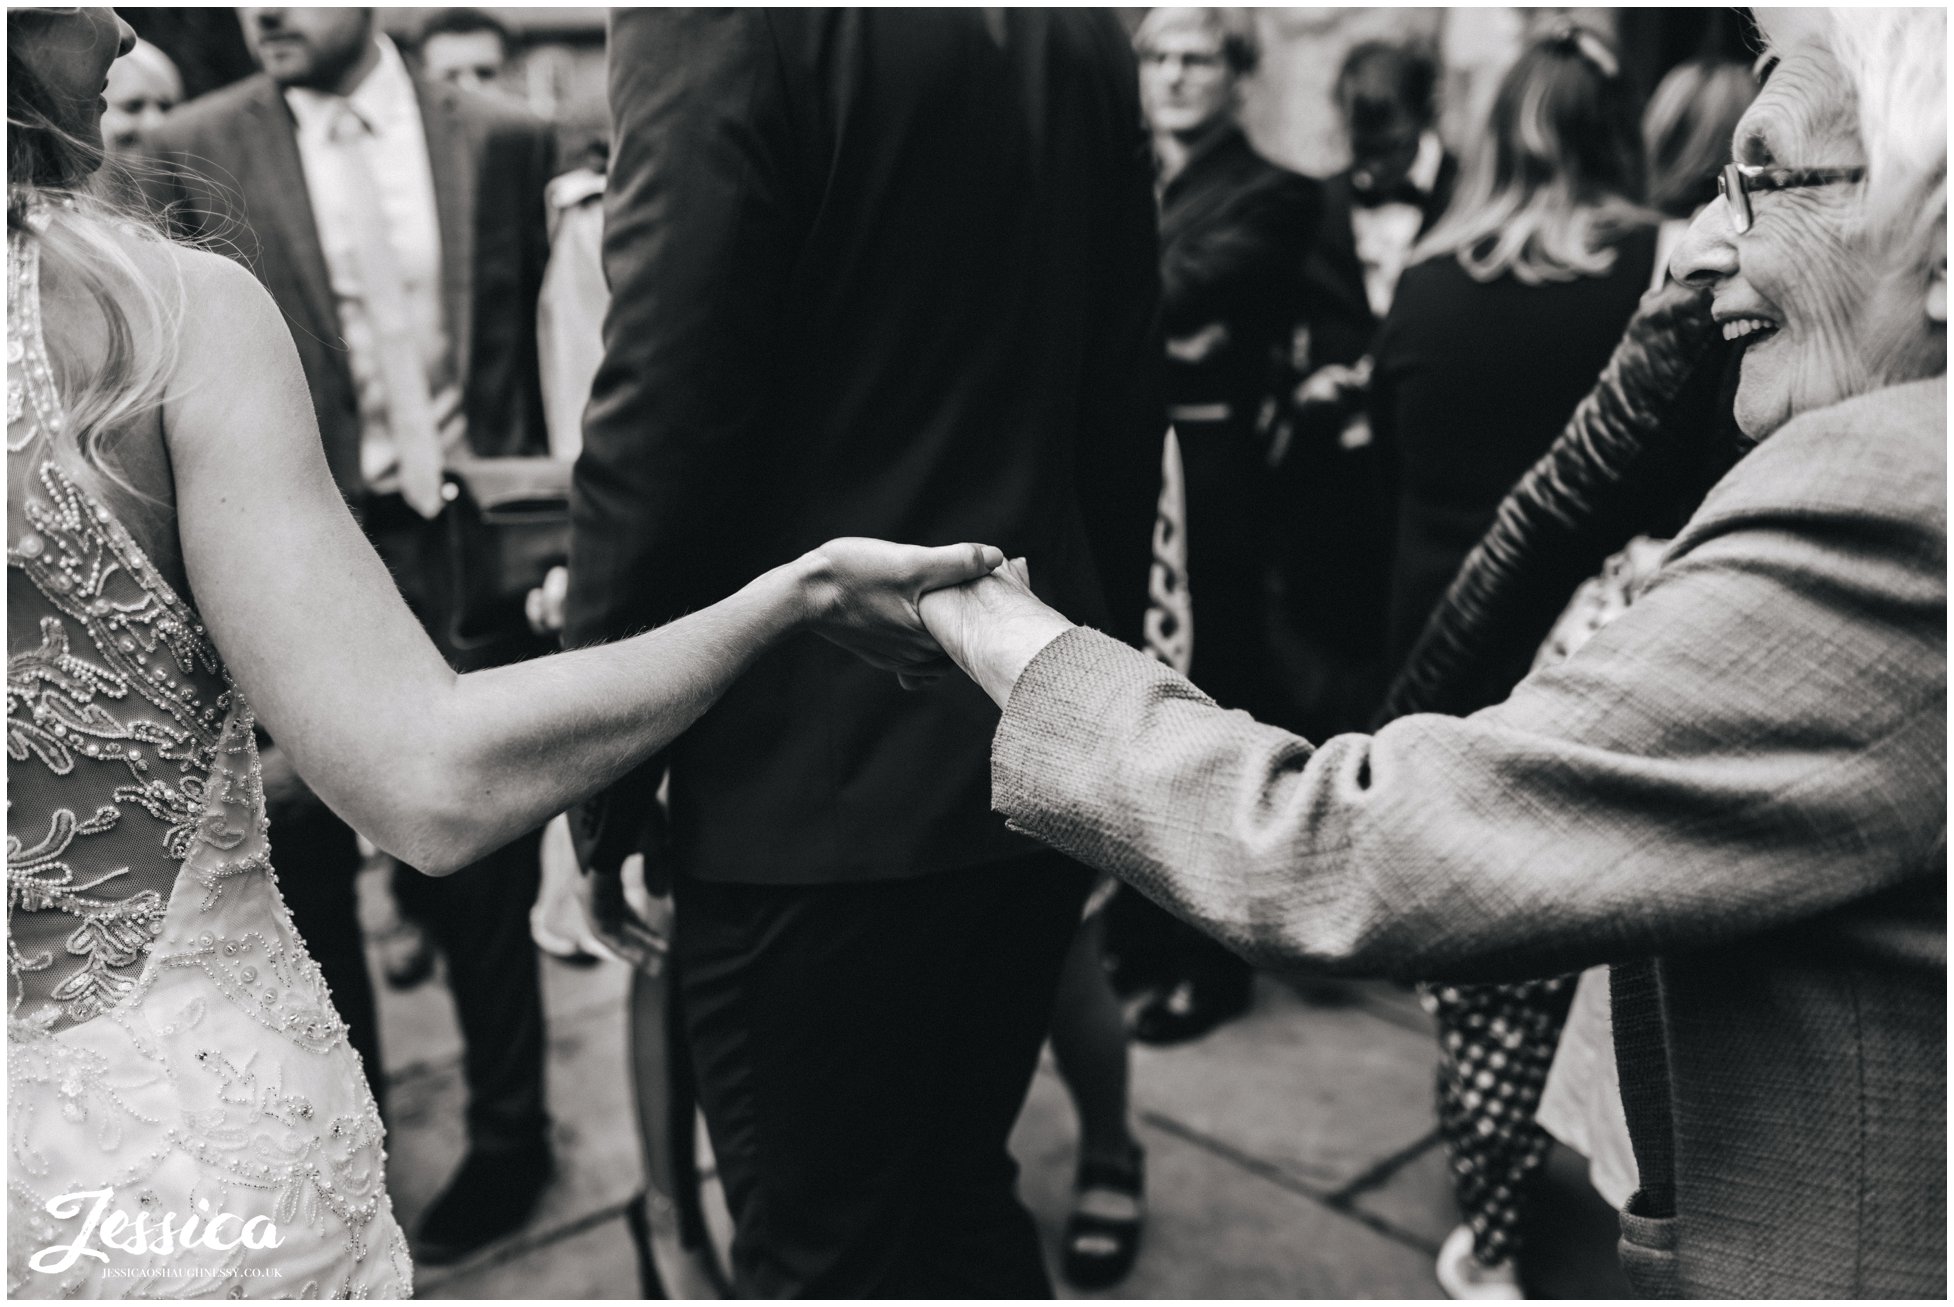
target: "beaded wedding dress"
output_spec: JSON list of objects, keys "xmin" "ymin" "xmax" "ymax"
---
[{"xmin": 7, "ymin": 230, "xmax": 411, "ymax": 1297}]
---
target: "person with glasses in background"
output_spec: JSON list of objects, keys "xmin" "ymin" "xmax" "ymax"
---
[{"xmin": 1102, "ymin": 5, "xmax": 1321, "ymax": 1053}]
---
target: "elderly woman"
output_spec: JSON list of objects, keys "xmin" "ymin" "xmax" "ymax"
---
[{"xmin": 919, "ymin": 9, "xmax": 1944, "ymax": 1296}]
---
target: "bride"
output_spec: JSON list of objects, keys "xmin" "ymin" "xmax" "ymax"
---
[{"xmin": 7, "ymin": 9, "xmax": 999, "ymax": 1296}]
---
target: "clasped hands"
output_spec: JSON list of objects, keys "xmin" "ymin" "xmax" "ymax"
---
[
  {"xmin": 799, "ymin": 538, "xmax": 1074, "ymax": 705},
  {"xmin": 556, "ymin": 537, "xmax": 1073, "ymax": 967}
]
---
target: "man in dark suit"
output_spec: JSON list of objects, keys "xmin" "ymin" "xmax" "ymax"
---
[
  {"xmin": 144, "ymin": 6, "xmax": 558, "ymax": 1264},
  {"xmin": 1302, "ymin": 40, "xmax": 1459, "ymax": 376},
  {"xmin": 566, "ymin": 10, "xmax": 1161, "ymax": 1296},
  {"xmin": 1266, "ymin": 39, "xmax": 1460, "ymax": 744}
]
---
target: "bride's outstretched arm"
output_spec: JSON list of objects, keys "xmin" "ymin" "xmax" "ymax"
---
[{"xmin": 162, "ymin": 248, "xmax": 992, "ymax": 874}]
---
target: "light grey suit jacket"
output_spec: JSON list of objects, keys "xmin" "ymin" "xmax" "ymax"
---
[{"xmin": 994, "ymin": 377, "xmax": 1946, "ymax": 1297}]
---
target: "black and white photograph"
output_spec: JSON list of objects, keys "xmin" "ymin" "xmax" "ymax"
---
[{"xmin": 5, "ymin": 4, "xmax": 1945, "ymax": 1300}]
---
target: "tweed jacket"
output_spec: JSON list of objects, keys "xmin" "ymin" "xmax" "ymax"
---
[{"xmin": 993, "ymin": 376, "xmax": 1946, "ymax": 1297}]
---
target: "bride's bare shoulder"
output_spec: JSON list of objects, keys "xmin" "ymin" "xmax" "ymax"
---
[
  {"xmin": 148, "ymin": 240, "xmax": 284, "ymax": 336},
  {"xmin": 128, "ymin": 240, "xmax": 304, "ymax": 392}
]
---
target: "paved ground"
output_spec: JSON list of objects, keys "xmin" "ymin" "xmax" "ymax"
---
[{"xmin": 363, "ymin": 874, "xmax": 1627, "ymax": 1299}]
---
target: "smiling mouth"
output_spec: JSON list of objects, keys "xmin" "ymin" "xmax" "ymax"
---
[{"xmin": 1720, "ymin": 317, "xmax": 1779, "ymax": 345}]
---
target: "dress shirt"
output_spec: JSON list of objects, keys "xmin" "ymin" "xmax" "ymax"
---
[
  {"xmin": 1350, "ymin": 130, "xmax": 1444, "ymax": 320},
  {"xmin": 286, "ymin": 36, "xmax": 460, "ymax": 494}
]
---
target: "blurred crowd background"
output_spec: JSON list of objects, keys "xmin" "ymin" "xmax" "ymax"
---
[{"xmin": 101, "ymin": 7, "xmax": 1780, "ymax": 1299}]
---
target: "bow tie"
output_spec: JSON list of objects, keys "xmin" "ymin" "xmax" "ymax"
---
[{"xmin": 1351, "ymin": 173, "xmax": 1428, "ymax": 209}]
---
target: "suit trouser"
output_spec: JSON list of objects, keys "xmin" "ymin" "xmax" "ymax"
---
[
  {"xmin": 276, "ymin": 805, "xmax": 550, "ymax": 1152},
  {"xmin": 1115, "ymin": 413, "xmax": 1258, "ymax": 1002},
  {"xmin": 674, "ymin": 848, "xmax": 1093, "ymax": 1298},
  {"xmin": 275, "ymin": 496, "xmax": 551, "ymax": 1154},
  {"xmin": 274, "ymin": 807, "xmax": 387, "ymax": 1120}
]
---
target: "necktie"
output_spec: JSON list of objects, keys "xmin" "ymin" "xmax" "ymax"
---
[{"xmin": 328, "ymin": 101, "xmax": 448, "ymax": 518}]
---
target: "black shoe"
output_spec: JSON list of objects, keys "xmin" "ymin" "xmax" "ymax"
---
[
  {"xmin": 1131, "ymin": 977, "xmax": 1252, "ymax": 1046},
  {"xmin": 1062, "ymin": 1144, "xmax": 1145, "ymax": 1290},
  {"xmin": 414, "ymin": 1141, "xmax": 555, "ymax": 1265}
]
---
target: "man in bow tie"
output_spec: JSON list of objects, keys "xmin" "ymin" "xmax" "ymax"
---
[
  {"xmin": 143, "ymin": 5, "xmax": 558, "ymax": 1266},
  {"xmin": 1263, "ymin": 38, "xmax": 1460, "ymax": 799},
  {"xmin": 1302, "ymin": 40, "xmax": 1458, "ymax": 395}
]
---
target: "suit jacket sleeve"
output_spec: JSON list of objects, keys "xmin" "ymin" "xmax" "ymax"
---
[
  {"xmin": 563, "ymin": 9, "xmax": 802, "ymax": 874},
  {"xmin": 992, "ymin": 396, "xmax": 1945, "ymax": 982},
  {"xmin": 1074, "ymin": 27, "xmax": 1166, "ymax": 648}
]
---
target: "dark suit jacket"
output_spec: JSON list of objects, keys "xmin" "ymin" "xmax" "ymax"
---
[
  {"xmin": 994, "ymin": 377, "xmax": 1946, "ymax": 1298},
  {"xmin": 1299, "ymin": 154, "xmax": 1458, "ymax": 372},
  {"xmin": 1158, "ymin": 125, "xmax": 1320, "ymax": 418},
  {"xmin": 143, "ymin": 71, "xmax": 555, "ymax": 503},
  {"xmin": 567, "ymin": 9, "xmax": 1162, "ymax": 885}
]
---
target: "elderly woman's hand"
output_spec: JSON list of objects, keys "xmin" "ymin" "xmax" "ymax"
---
[{"xmin": 916, "ymin": 558, "xmax": 1077, "ymax": 706}]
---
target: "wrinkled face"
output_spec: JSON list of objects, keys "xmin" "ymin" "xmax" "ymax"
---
[
  {"xmin": 238, "ymin": 7, "xmax": 373, "ymax": 91},
  {"xmin": 1671, "ymin": 49, "xmax": 1937, "ymax": 437},
  {"xmin": 1139, "ymin": 26, "xmax": 1236, "ymax": 138},
  {"xmin": 10, "ymin": 7, "xmax": 136, "ymax": 159},
  {"xmin": 420, "ymin": 29, "xmax": 506, "ymax": 93},
  {"xmin": 102, "ymin": 52, "xmax": 179, "ymax": 151}
]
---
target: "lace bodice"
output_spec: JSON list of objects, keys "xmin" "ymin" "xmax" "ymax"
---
[
  {"xmin": 6, "ymin": 222, "xmax": 409, "ymax": 1296},
  {"xmin": 8, "ymin": 457, "xmax": 252, "ymax": 1029}
]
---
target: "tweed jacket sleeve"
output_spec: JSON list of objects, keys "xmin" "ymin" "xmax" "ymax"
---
[{"xmin": 993, "ymin": 379, "xmax": 1945, "ymax": 983}]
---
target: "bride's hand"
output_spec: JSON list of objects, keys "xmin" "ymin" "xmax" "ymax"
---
[
  {"xmin": 916, "ymin": 558, "xmax": 1075, "ymax": 705},
  {"xmin": 798, "ymin": 538, "xmax": 1005, "ymax": 669}
]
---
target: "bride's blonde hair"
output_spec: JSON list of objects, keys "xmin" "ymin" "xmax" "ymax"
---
[{"xmin": 8, "ymin": 8, "xmax": 185, "ymax": 500}]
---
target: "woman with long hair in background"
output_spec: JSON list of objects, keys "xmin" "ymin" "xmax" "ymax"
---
[{"xmin": 1363, "ymin": 25, "xmax": 1660, "ymax": 1298}]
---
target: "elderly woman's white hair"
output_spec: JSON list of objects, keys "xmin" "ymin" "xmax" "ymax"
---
[{"xmin": 1763, "ymin": 8, "xmax": 1947, "ymax": 284}]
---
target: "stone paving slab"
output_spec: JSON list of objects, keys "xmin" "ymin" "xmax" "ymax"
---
[
  {"xmin": 422, "ymin": 1213, "xmax": 640, "ymax": 1301},
  {"xmin": 1124, "ymin": 975, "xmax": 1441, "ymax": 1197},
  {"xmin": 1343, "ymin": 1135, "xmax": 1455, "ymax": 1253},
  {"xmin": 366, "ymin": 906, "xmax": 1468, "ymax": 1298},
  {"xmin": 1013, "ymin": 1059, "xmax": 1442, "ymax": 1299}
]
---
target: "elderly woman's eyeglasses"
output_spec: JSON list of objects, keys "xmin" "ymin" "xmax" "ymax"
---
[{"xmin": 1718, "ymin": 163, "xmax": 1867, "ymax": 234}]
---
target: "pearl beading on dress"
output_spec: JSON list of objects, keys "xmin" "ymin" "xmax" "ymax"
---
[{"xmin": 6, "ymin": 223, "xmax": 411, "ymax": 1298}]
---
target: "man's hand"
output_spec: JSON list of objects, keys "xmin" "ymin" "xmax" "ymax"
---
[
  {"xmin": 576, "ymin": 852, "xmax": 672, "ymax": 974},
  {"xmin": 1293, "ymin": 359, "xmax": 1371, "ymax": 410},
  {"xmin": 526, "ymin": 565, "xmax": 569, "ymax": 636},
  {"xmin": 916, "ymin": 558, "xmax": 1075, "ymax": 707}
]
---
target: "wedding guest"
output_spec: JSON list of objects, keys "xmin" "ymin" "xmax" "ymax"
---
[
  {"xmin": 1360, "ymin": 28, "xmax": 1662, "ymax": 1295},
  {"xmin": 1264, "ymin": 40, "xmax": 1451, "ymax": 772},
  {"xmin": 1105, "ymin": 4, "xmax": 1319, "ymax": 1050},
  {"xmin": 416, "ymin": 7, "xmax": 512, "ymax": 98},
  {"xmin": 143, "ymin": 6, "xmax": 560, "ymax": 1263},
  {"xmin": 1374, "ymin": 26, "xmax": 1658, "ymax": 669},
  {"xmin": 566, "ymin": 10, "xmax": 1160, "ymax": 1296},
  {"xmin": 1643, "ymin": 56, "xmax": 1760, "ymax": 269},
  {"xmin": 101, "ymin": 38, "xmax": 181, "ymax": 153},
  {"xmin": 1303, "ymin": 40, "xmax": 1457, "ymax": 375},
  {"xmin": 7, "ymin": 6, "xmax": 1001, "ymax": 1296},
  {"xmin": 919, "ymin": 7, "xmax": 1946, "ymax": 1295}
]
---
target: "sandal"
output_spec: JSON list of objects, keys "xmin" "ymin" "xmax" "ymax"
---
[{"xmin": 1061, "ymin": 1144, "xmax": 1145, "ymax": 1289}]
